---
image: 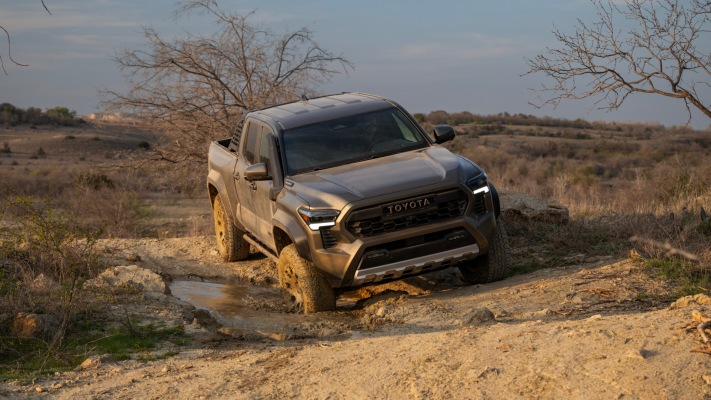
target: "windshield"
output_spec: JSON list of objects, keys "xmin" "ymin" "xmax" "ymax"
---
[{"xmin": 282, "ymin": 108, "xmax": 429, "ymax": 175}]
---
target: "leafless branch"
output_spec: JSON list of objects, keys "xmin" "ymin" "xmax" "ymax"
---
[
  {"xmin": 629, "ymin": 235, "xmax": 700, "ymax": 261},
  {"xmin": 102, "ymin": 0, "xmax": 353, "ymax": 166},
  {"xmin": 42, "ymin": 1, "xmax": 52, "ymax": 15},
  {"xmin": 0, "ymin": 25, "xmax": 29, "ymax": 75},
  {"xmin": 526, "ymin": 0, "xmax": 711, "ymax": 121},
  {"xmin": 1, "ymin": 1, "xmax": 52, "ymax": 74}
]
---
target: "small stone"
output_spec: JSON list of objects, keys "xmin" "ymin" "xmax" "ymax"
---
[
  {"xmin": 464, "ymin": 308, "xmax": 495, "ymax": 325},
  {"xmin": 126, "ymin": 253, "xmax": 141, "ymax": 262},
  {"xmin": 531, "ymin": 309, "xmax": 552, "ymax": 318},
  {"xmin": 80, "ymin": 354, "xmax": 116, "ymax": 369},
  {"xmin": 625, "ymin": 348, "xmax": 650, "ymax": 360},
  {"xmin": 703, "ymin": 375, "xmax": 711, "ymax": 385},
  {"xmin": 35, "ymin": 387, "xmax": 44, "ymax": 393}
]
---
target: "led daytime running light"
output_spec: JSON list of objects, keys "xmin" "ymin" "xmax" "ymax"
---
[
  {"xmin": 473, "ymin": 185, "xmax": 490, "ymax": 195},
  {"xmin": 298, "ymin": 207, "xmax": 340, "ymax": 231}
]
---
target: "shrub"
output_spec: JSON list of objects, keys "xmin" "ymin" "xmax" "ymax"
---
[
  {"xmin": 75, "ymin": 172, "xmax": 115, "ymax": 190},
  {"xmin": 0, "ymin": 196, "xmax": 104, "ymax": 349}
]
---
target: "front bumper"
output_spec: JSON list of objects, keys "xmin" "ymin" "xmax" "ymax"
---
[
  {"xmin": 352, "ymin": 243, "xmax": 480, "ymax": 285},
  {"xmin": 298, "ymin": 183, "xmax": 498, "ymax": 288}
]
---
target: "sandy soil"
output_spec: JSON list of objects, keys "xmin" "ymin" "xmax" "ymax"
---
[{"xmin": 3, "ymin": 237, "xmax": 711, "ymax": 399}]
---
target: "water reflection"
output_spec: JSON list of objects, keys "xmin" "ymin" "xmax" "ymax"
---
[{"xmin": 170, "ymin": 280, "xmax": 356, "ymax": 337}]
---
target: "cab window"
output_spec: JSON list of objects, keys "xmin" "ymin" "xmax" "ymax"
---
[
  {"xmin": 259, "ymin": 129, "xmax": 273, "ymax": 175},
  {"xmin": 243, "ymin": 122, "xmax": 260, "ymax": 164}
]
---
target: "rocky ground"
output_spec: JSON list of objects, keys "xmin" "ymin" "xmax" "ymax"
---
[{"xmin": 2, "ymin": 234, "xmax": 711, "ymax": 399}]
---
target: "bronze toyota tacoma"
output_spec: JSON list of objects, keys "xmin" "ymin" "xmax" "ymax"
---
[{"xmin": 207, "ymin": 92, "xmax": 511, "ymax": 312}]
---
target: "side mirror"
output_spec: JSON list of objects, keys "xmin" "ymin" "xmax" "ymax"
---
[
  {"xmin": 244, "ymin": 163, "xmax": 270, "ymax": 181},
  {"xmin": 433, "ymin": 125, "xmax": 456, "ymax": 144}
]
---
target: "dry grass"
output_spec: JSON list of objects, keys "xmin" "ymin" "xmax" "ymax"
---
[
  {"xmin": 0, "ymin": 123, "xmax": 212, "ymax": 238},
  {"xmin": 445, "ymin": 122, "xmax": 711, "ymax": 294},
  {"xmin": 0, "ymin": 118, "xmax": 709, "ymax": 377},
  {"xmin": 2, "ymin": 120, "xmax": 709, "ymax": 291}
]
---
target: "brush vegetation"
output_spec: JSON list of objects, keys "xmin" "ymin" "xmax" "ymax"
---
[{"xmin": 1, "ymin": 114, "xmax": 710, "ymax": 377}]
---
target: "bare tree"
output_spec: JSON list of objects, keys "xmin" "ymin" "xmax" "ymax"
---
[
  {"xmin": 0, "ymin": 1, "xmax": 51, "ymax": 74},
  {"xmin": 526, "ymin": 0, "xmax": 711, "ymax": 121},
  {"xmin": 102, "ymin": 0, "xmax": 353, "ymax": 164}
]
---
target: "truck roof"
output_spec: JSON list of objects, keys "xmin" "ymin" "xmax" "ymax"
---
[{"xmin": 250, "ymin": 92, "xmax": 398, "ymax": 130}]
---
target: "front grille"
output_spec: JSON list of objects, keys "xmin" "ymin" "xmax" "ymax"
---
[
  {"xmin": 347, "ymin": 189, "xmax": 468, "ymax": 238},
  {"xmin": 320, "ymin": 228, "xmax": 338, "ymax": 249},
  {"xmin": 359, "ymin": 228, "xmax": 475, "ymax": 270}
]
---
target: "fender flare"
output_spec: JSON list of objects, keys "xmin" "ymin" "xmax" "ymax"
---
[
  {"xmin": 206, "ymin": 169, "xmax": 247, "ymax": 232},
  {"xmin": 490, "ymin": 182, "xmax": 501, "ymax": 219},
  {"xmin": 272, "ymin": 208, "xmax": 312, "ymax": 262}
]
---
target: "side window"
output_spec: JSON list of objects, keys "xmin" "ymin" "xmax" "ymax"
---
[
  {"xmin": 258, "ymin": 128, "xmax": 274, "ymax": 175},
  {"xmin": 243, "ymin": 122, "xmax": 260, "ymax": 164},
  {"xmin": 228, "ymin": 120, "xmax": 245, "ymax": 152}
]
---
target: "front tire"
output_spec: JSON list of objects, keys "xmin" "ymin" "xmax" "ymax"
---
[
  {"xmin": 212, "ymin": 195, "xmax": 250, "ymax": 262},
  {"xmin": 277, "ymin": 244, "xmax": 336, "ymax": 313},
  {"xmin": 459, "ymin": 218, "xmax": 512, "ymax": 284}
]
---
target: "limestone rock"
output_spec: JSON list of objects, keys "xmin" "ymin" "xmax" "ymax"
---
[
  {"xmin": 669, "ymin": 294, "xmax": 711, "ymax": 309},
  {"xmin": 29, "ymin": 273, "xmax": 58, "ymax": 292},
  {"xmin": 499, "ymin": 189, "xmax": 569, "ymax": 224},
  {"xmin": 463, "ymin": 307, "xmax": 495, "ymax": 325},
  {"xmin": 88, "ymin": 265, "xmax": 170, "ymax": 294},
  {"xmin": 79, "ymin": 354, "xmax": 116, "ymax": 369},
  {"xmin": 10, "ymin": 312, "xmax": 60, "ymax": 339}
]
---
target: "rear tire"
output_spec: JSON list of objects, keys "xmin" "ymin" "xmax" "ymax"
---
[
  {"xmin": 212, "ymin": 195, "xmax": 250, "ymax": 262},
  {"xmin": 277, "ymin": 244, "xmax": 336, "ymax": 313},
  {"xmin": 459, "ymin": 218, "xmax": 512, "ymax": 284}
]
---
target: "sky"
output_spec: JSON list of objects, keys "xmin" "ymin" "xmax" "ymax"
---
[{"xmin": 0, "ymin": 0, "xmax": 709, "ymax": 129}]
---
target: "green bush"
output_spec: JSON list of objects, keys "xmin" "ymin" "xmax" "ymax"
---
[{"xmin": 0, "ymin": 196, "xmax": 104, "ymax": 341}]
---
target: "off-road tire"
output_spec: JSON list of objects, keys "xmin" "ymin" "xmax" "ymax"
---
[
  {"xmin": 212, "ymin": 195, "xmax": 250, "ymax": 262},
  {"xmin": 459, "ymin": 218, "xmax": 512, "ymax": 284},
  {"xmin": 277, "ymin": 244, "xmax": 336, "ymax": 313}
]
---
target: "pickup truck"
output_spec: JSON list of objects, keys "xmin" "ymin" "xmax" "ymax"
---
[{"xmin": 207, "ymin": 92, "xmax": 511, "ymax": 313}]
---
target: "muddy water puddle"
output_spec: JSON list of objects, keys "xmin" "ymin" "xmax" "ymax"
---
[{"xmin": 170, "ymin": 281, "xmax": 358, "ymax": 337}]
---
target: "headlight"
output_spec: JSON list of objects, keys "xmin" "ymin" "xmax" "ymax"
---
[
  {"xmin": 467, "ymin": 176, "xmax": 490, "ymax": 195},
  {"xmin": 298, "ymin": 207, "xmax": 340, "ymax": 231}
]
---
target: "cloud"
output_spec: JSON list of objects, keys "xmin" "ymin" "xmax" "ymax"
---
[
  {"xmin": 393, "ymin": 31, "xmax": 517, "ymax": 62},
  {"xmin": 60, "ymin": 34, "xmax": 102, "ymax": 46},
  {"xmin": 400, "ymin": 44, "xmax": 443, "ymax": 58},
  {"xmin": 2, "ymin": 8, "xmax": 136, "ymax": 32}
]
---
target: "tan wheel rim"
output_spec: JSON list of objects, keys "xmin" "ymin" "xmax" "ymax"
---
[{"xmin": 213, "ymin": 200, "xmax": 227, "ymax": 255}]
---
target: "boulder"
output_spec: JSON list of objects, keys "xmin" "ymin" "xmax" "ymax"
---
[
  {"xmin": 499, "ymin": 189, "xmax": 569, "ymax": 224},
  {"xmin": 88, "ymin": 265, "xmax": 170, "ymax": 295},
  {"xmin": 10, "ymin": 312, "xmax": 60, "ymax": 339},
  {"xmin": 29, "ymin": 273, "xmax": 58, "ymax": 292},
  {"xmin": 669, "ymin": 294, "xmax": 711, "ymax": 309}
]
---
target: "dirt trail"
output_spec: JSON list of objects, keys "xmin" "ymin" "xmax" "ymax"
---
[{"xmin": 3, "ymin": 237, "xmax": 711, "ymax": 399}]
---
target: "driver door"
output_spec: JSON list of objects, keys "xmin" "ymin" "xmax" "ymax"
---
[{"xmin": 234, "ymin": 121, "xmax": 260, "ymax": 235}]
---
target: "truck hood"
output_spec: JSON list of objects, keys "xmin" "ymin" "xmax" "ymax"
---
[{"xmin": 286, "ymin": 147, "xmax": 469, "ymax": 210}]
